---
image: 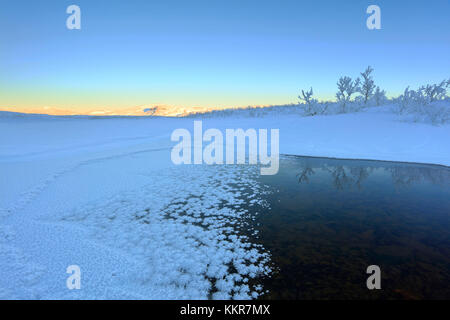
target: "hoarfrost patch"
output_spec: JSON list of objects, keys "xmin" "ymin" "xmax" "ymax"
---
[
  {"xmin": 59, "ymin": 164, "xmax": 272, "ymax": 299},
  {"xmin": 0, "ymin": 225, "xmax": 46, "ymax": 299}
]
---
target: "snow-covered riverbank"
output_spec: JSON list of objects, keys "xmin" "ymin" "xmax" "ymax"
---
[{"xmin": 1, "ymin": 106, "xmax": 449, "ymax": 299}]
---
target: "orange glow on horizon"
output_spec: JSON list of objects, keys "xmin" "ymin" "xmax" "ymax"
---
[{"xmin": 0, "ymin": 103, "xmax": 279, "ymax": 117}]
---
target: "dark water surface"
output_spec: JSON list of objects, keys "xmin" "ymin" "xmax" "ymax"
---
[{"xmin": 255, "ymin": 156, "xmax": 450, "ymax": 299}]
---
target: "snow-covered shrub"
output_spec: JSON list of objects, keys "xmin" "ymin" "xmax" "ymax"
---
[
  {"xmin": 421, "ymin": 79, "xmax": 450, "ymax": 102},
  {"xmin": 186, "ymin": 104, "xmax": 304, "ymax": 119},
  {"xmin": 395, "ymin": 86, "xmax": 414, "ymax": 113},
  {"xmin": 397, "ymin": 79, "xmax": 449, "ymax": 112},
  {"xmin": 394, "ymin": 79, "xmax": 450, "ymax": 125},
  {"xmin": 399, "ymin": 99, "xmax": 450, "ymax": 125},
  {"xmin": 336, "ymin": 76, "xmax": 361, "ymax": 113},
  {"xmin": 422, "ymin": 100, "xmax": 450, "ymax": 125}
]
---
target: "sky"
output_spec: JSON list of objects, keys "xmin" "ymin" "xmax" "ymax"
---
[{"xmin": 0, "ymin": 0, "xmax": 449, "ymax": 115}]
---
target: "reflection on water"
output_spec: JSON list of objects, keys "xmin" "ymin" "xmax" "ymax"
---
[
  {"xmin": 296, "ymin": 158, "xmax": 449, "ymax": 190},
  {"xmin": 297, "ymin": 165, "xmax": 373, "ymax": 189},
  {"xmin": 255, "ymin": 156, "xmax": 450, "ymax": 299}
]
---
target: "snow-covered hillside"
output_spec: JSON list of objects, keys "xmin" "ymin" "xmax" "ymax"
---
[{"xmin": 0, "ymin": 106, "xmax": 449, "ymax": 299}]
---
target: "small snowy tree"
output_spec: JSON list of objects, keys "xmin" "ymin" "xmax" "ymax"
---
[
  {"xmin": 373, "ymin": 86, "xmax": 387, "ymax": 106},
  {"xmin": 299, "ymin": 87, "xmax": 318, "ymax": 116},
  {"xmin": 359, "ymin": 66, "xmax": 376, "ymax": 105},
  {"xmin": 336, "ymin": 76, "xmax": 360, "ymax": 112}
]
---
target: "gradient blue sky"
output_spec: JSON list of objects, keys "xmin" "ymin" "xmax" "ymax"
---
[{"xmin": 0, "ymin": 0, "xmax": 449, "ymax": 113}]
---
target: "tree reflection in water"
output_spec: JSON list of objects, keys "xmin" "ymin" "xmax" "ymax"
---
[{"xmin": 294, "ymin": 156, "xmax": 450, "ymax": 190}]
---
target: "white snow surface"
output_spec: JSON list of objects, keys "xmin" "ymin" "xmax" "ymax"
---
[{"xmin": 0, "ymin": 106, "xmax": 449, "ymax": 299}]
